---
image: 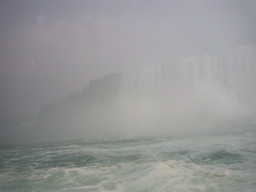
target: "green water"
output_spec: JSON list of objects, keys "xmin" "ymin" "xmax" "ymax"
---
[{"xmin": 1, "ymin": 127, "xmax": 256, "ymax": 191}]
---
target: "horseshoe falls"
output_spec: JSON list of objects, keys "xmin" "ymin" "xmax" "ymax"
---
[
  {"xmin": 118, "ymin": 45, "xmax": 256, "ymax": 137},
  {"xmin": 1, "ymin": 46, "xmax": 256, "ymax": 191}
]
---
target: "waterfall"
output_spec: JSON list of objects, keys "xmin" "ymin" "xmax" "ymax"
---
[{"xmin": 120, "ymin": 45, "xmax": 256, "ymax": 103}]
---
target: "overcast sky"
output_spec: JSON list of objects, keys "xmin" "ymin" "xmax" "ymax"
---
[{"xmin": 1, "ymin": 0, "xmax": 256, "ymax": 120}]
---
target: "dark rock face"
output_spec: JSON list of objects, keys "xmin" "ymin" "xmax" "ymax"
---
[
  {"xmin": 38, "ymin": 73, "xmax": 123, "ymax": 120},
  {"xmin": 35, "ymin": 73, "xmax": 124, "ymax": 141}
]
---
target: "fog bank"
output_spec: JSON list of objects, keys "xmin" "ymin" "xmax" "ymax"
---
[{"xmin": 1, "ymin": 46, "xmax": 256, "ymax": 144}]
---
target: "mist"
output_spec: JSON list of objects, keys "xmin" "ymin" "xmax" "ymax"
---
[
  {"xmin": 1, "ymin": 1, "xmax": 256, "ymax": 144},
  {"xmin": 2, "ymin": 45, "xmax": 256, "ymax": 144},
  {"xmin": 36, "ymin": 71, "xmax": 251, "ymax": 143}
]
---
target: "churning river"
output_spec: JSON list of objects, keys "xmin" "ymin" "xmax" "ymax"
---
[{"xmin": 1, "ymin": 124, "xmax": 256, "ymax": 192}]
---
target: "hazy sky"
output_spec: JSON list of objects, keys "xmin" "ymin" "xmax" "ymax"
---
[{"xmin": 1, "ymin": 0, "xmax": 256, "ymax": 120}]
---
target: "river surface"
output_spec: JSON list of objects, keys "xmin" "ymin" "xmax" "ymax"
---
[{"xmin": 1, "ymin": 125, "xmax": 256, "ymax": 191}]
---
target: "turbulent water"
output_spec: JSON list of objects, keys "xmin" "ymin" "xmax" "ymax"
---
[{"xmin": 1, "ymin": 125, "xmax": 256, "ymax": 192}]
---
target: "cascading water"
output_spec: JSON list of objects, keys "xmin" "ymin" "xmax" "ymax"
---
[{"xmin": 120, "ymin": 45, "xmax": 256, "ymax": 101}]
